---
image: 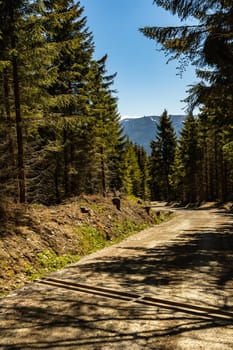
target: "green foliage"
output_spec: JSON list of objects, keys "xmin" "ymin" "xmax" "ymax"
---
[
  {"xmin": 134, "ymin": 144, "xmax": 151, "ymax": 200},
  {"xmin": 112, "ymin": 220, "xmax": 147, "ymax": 242},
  {"xmin": 0, "ymin": 0, "xmax": 126, "ymax": 204},
  {"xmin": 78, "ymin": 225, "xmax": 107, "ymax": 254},
  {"xmin": 223, "ymin": 141, "xmax": 233, "ymax": 162},
  {"xmin": 141, "ymin": 1, "xmax": 233, "ymax": 74},
  {"xmin": 141, "ymin": 1, "xmax": 233, "ymax": 121},
  {"xmin": 174, "ymin": 114, "xmax": 200, "ymax": 202},
  {"xmin": 119, "ymin": 140, "xmax": 140, "ymax": 196},
  {"xmin": 119, "ymin": 140, "xmax": 150, "ymax": 199},
  {"xmin": 142, "ymin": 1, "xmax": 233, "ymax": 203},
  {"xmin": 150, "ymin": 110, "xmax": 177, "ymax": 201},
  {"xmin": 25, "ymin": 217, "xmax": 156, "ymax": 280},
  {"xmin": 26, "ymin": 249, "xmax": 81, "ymax": 279}
]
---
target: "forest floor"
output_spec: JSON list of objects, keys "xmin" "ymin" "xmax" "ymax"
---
[
  {"xmin": 0, "ymin": 200, "xmax": 233, "ymax": 349},
  {"xmin": 0, "ymin": 195, "xmax": 163, "ymax": 295}
]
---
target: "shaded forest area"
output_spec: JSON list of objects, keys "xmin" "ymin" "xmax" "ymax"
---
[{"xmin": 0, "ymin": 0, "xmax": 232, "ymax": 212}]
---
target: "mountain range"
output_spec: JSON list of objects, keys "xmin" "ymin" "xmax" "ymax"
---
[{"xmin": 120, "ymin": 115, "xmax": 187, "ymax": 154}]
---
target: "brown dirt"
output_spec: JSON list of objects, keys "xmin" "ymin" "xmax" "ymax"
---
[
  {"xmin": 0, "ymin": 202, "xmax": 233, "ymax": 349},
  {"xmin": 0, "ymin": 195, "xmax": 158, "ymax": 295}
]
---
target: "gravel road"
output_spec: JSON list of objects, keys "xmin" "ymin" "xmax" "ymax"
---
[{"xmin": 0, "ymin": 203, "xmax": 233, "ymax": 350}]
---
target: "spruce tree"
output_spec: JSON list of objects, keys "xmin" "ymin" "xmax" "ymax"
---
[
  {"xmin": 0, "ymin": 1, "xmax": 130, "ymax": 204},
  {"xmin": 134, "ymin": 144, "xmax": 150, "ymax": 200},
  {"xmin": 177, "ymin": 114, "xmax": 200, "ymax": 203},
  {"xmin": 29, "ymin": 1, "xmax": 126, "ymax": 200},
  {"xmin": 150, "ymin": 110, "xmax": 177, "ymax": 201},
  {"xmin": 0, "ymin": 0, "xmax": 27, "ymax": 202},
  {"xmin": 197, "ymin": 111, "xmax": 232, "ymax": 202},
  {"xmin": 120, "ymin": 140, "xmax": 142, "ymax": 197},
  {"xmin": 150, "ymin": 139, "xmax": 162, "ymax": 200},
  {"xmin": 86, "ymin": 56, "xmax": 125, "ymax": 196},
  {"xmin": 28, "ymin": 0, "xmax": 96, "ymax": 202},
  {"xmin": 141, "ymin": 1, "xmax": 233, "ymax": 203},
  {"xmin": 0, "ymin": 0, "xmax": 59, "ymax": 203},
  {"xmin": 0, "ymin": 0, "xmax": 47, "ymax": 202}
]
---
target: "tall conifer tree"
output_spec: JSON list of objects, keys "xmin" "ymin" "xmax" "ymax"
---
[
  {"xmin": 0, "ymin": 0, "xmax": 28, "ymax": 202},
  {"xmin": 87, "ymin": 56, "xmax": 125, "ymax": 196},
  {"xmin": 29, "ymin": 0, "xmax": 96, "ymax": 202},
  {"xmin": 141, "ymin": 0, "xmax": 233, "ymax": 203},
  {"xmin": 150, "ymin": 110, "xmax": 177, "ymax": 201},
  {"xmin": 177, "ymin": 114, "xmax": 200, "ymax": 202}
]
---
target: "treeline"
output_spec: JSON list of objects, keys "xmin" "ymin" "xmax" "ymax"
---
[
  {"xmin": 0, "ymin": 0, "xmax": 131, "ymax": 205},
  {"xmin": 149, "ymin": 110, "xmax": 233, "ymax": 203},
  {"xmin": 0, "ymin": 0, "xmax": 232, "ymax": 206},
  {"xmin": 120, "ymin": 107, "xmax": 233, "ymax": 204},
  {"xmin": 140, "ymin": 0, "xmax": 233, "ymax": 203}
]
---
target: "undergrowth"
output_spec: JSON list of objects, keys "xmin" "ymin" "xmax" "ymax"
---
[
  {"xmin": 0, "ymin": 198, "xmax": 174, "ymax": 296},
  {"xmin": 25, "ymin": 250, "xmax": 81, "ymax": 280},
  {"xmin": 25, "ymin": 218, "xmax": 159, "ymax": 281}
]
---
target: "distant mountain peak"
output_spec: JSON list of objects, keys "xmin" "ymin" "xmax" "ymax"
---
[{"xmin": 121, "ymin": 115, "xmax": 187, "ymax": 154}]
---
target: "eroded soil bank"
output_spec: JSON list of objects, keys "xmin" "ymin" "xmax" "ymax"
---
[{"xmin": 0, "ymin": 196, "xmax": 163, "ymax": 295}]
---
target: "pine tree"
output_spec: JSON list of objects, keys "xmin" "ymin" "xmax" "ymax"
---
[
  {"xmin": 0, "ymin": 1, "xmax": 137, "ymax": 204},
  {"xmin": 28, "ymin": 2, "xmax": 126, "ymax": 201},
  {"xmin": 197, "ymin": 111, "xmax": 233, "ymax": 202},
  {"xmin": 0, "ymin": 0, "xmax": 59, "ymax": 203},
  {"xmin": 176, "ymin": 114, "xmax": 200, "ymax": 203},
  {"xmin": 140, "ymin": 1, "xmax": 233, "ymax": 82},
  {"xmin": 150, "ymin": 139, "xmax": 162, "ymax": 200},
  {"xmin": 0, "ymin": 1, "xmax": 27, "ymax": 202},
  {"xmin": 119, "ymin": 140, "xmax": 142, "ymax": 197},
  {"xmin": 150, "ymin": 110, "xmax": 177, "ymax": 201},
  {"xmin": 27, "ymin": 0, "xmax": 96, "ymax": 202},
  {"xmin": 140, "ymin": 1, "xmax": 233, "ymax": 125},
  {"xmin": 134, "ymin": 144, "xmax": 150, "ymax": 200},
  {"xmin": 86, "ymin": 56, "xmax": 125, "ymax": 196},
  {"xmin": 141, "ymin": 0, "xmax": 233, "ymax": 203},
  {"xmin": 0, "ymin": 1, "xmax": 43, "ymax": 202}
]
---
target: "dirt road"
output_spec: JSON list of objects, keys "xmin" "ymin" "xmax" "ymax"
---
[{"xmin": 0, "ymin": 203, "xmax": 233, "ymax": 349}]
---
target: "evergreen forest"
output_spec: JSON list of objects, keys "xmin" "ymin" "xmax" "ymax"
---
[
  {"xmin": 0, "ymin": 0, "xmax": 127, "ymax": 205},
  {"xmin": 0, "ymin": 0, "xmax": 232, "ymax": 206},
  {"xmin": 141, "ymin": 0, "xmax": 233, "ymax": 203}
]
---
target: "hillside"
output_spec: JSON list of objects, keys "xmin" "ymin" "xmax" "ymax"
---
[
  {"xmin": 0, "ymin": 196, "xmax": 166, "ymax": 296},
  {"xmin": 121, "ymin": 115, "xmax": 187, "ymax": 154}
]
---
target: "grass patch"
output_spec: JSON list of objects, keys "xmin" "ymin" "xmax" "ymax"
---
[
  {"xmin": 22, "ymin": 220, "xmax": 155, "ymax": 283},
  {"xmin": 29, "ymin": 218, "xmax": 154, "ymax": 279},
  {"xmin": 78, "ymin": 225, "xmax": 107, "ymax": 254},
  {"xmin": 25, "ymin": 250, "xmax": 81, "ymax": 280},
  {"xmin": 25, "ymin": 213, "xmax": 173, "ymax": 282},
  {"xmin": 112, "ymin": 220, "xmax": 147, "ymax": 243}
]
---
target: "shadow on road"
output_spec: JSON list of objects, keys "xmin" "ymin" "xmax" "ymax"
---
[
  {"xmin": 0, "ymin": 210, "xmax": 233, "ymax": 349},
  {"xmin": 75, "ymin": 211, "xmax": 233, "ymax": 299}
]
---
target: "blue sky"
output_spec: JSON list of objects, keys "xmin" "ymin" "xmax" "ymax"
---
[{"xmin": 83, "ymin": 0, "xmax": 198, "ymax": 118}]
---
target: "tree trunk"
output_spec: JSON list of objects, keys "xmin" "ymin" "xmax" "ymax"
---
[
  {"xmin": 3, "ymin": 69, "xmax": 18, "ymax": 198},
  {"xmin": 12, "ymin": 54, "xmax": 26, "ymax": 203},
  {"xmin": 63, "ymin": 128, "xmax": 69, "ymax": 196},
  {"xmin": 101, "ymin": 146, "xmax": 106, "ymax": 197}
]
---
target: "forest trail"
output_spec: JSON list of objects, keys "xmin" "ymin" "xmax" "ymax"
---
[{"xmin": 0, "ymin": 203, "xmax": 233, "ymax": 349}]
